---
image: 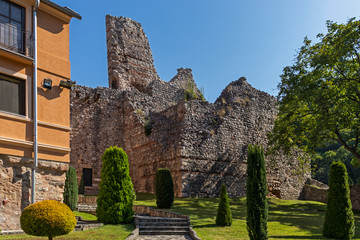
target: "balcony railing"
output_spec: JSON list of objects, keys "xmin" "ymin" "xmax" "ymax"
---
[{"xmin": 0, "ymin": 20, "xmax": 33, "ymax": 58}]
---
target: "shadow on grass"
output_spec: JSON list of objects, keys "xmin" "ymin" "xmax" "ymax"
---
[
  {"xmin": 269, "ymin": 236, "xmax": 325, "ymax": 239},
  {"xmin": 193, "ymin": 223, "xmax": 218, "ymax": 228}
]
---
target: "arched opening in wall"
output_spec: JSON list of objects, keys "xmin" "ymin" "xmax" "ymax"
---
[{"xmin": 111, "ymin": 79, "xmax": 118, "ymax": 89}]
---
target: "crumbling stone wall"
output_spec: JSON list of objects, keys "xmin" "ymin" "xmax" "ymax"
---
[
  {"xmin": 0, "ymin": 155, "xmax": 68, "ymax": 230},
  {"xmin": 106, "ymin": 15, "xmax": 159, "ymax": 92},
  {"xmin": 70, "ymin": 15, "xmax": 310, "ymax": 199}
]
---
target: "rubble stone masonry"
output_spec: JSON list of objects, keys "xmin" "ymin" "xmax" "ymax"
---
[
  {"xmin": 0, "ymin": 155, "xmax": 68, "ymax": 230},
  {"xmin": 70, "ymin": 15, "xmax": 310, "ymax": 199}
]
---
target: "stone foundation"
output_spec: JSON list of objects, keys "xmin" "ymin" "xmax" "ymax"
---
[
  {"xmin": 0, "ymin": 154, "xmax": 68, "ymax": 230},
  {"xmin": 301, "ymin": 179, "xmax": 360, "ymax": 211}
]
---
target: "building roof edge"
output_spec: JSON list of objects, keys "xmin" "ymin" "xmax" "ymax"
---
[{"xmin": 42, "ymin": 0, "xmax": 82, "ymax": 20}]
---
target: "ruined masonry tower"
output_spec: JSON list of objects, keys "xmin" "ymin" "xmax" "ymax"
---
[
  {"xmin": 69, "ymin": 15, "xmax": 310, "ymax": 199},
  {"xmin": 106, "ymin": 16, "xmax": 159, "ymax": 91}
]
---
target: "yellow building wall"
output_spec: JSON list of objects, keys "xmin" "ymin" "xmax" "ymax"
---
[{"xmin": 0, "ymin": 1, "xmax": 73, "ymax": 163}]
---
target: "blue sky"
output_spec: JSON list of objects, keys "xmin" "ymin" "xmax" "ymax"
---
[{"xmin": 55, "ymin": 0, "xmax": 360, "ymax": 102}]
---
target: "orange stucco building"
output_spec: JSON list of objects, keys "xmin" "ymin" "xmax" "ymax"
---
[{"xmin": 0, "ymin": 0, "xmax": 80, "ymax": 230}]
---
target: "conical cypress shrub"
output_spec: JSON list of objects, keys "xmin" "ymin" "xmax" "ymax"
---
[
  {"xmin": 63, "ymin": 166, "xmax": 78, "ymax": 211},
  {"xmin": 323, "ymin": 161, "xmax": 355, "ymax": 239},
  {"xmin": 216, "ymin": 183, "xmax": 232, "ymax": 226},
  {"xmin": 155, "ymin": 168, "xmax": 174, "ymax": 209},
  {"xmin": 96, "ymin": 146, "xmax": 135, "ymax": 224},
  {"xmin": 78, "ymin": 175, "xmax": 84, "ymax": 195},
  {"xmin": 246, "ymin": 144, "xmax": 268, "ymax": 240}
]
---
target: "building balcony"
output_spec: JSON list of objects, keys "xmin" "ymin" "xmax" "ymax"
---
[{"xmin": 0, "ymin": 20, "xmax": 33, "ymax": 59}]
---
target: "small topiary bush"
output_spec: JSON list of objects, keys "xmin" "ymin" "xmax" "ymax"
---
[
  {"xmin": 63, "ymin": 166, "xmax": 78, "ymax": 211},
  {"xmin": 20, "ymin": 200, "xmax": 76, "ymax": 240},
  {"xmin": 96, "ymin": 146, "xmax": 135, "ymax": 224},
  {"xmin": 78, "ymin": 174, "xmax": 84, "ymax": 195},
  {"xmin": 323, "ymin": 161, "xmax": 355, "ymax": 239},
  {"xmin": 246, "ymin": 144, "xmax": 268, "ymax": 240},
  {"xmin": 216, "ymin": 183, "xmax": 232, "ymax": 226},
  {"xmin": 156, "ymin": 168, "xmax": 174, "ymax": 209}
]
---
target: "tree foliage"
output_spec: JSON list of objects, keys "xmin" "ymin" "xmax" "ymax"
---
[
  {"xmin": 269, "ymin": 18, "xmax": 360, "ymax": 162},
  {"xmin": 96, "ymin": 146, "xmax": 135, "ymax": 224},
  {"xmin": 246, "ymin": 145, "xmax": 268, "ymax": 240},
  {"xmin": 323, "ymin": 161, "xmax": 355, "ymax": 239},
  {"xmin": 155, "ymin": 168, "xmax": 174, "ymax": 209},
  {"xmin": 216, "ymin": 183, "xmax": 232, "ymax": 226},
  {"xmin": 63, "ymin": 166, "xmax": 78, "ymax": 211},
  {"xmin": 312, "ymin": 137, "xmax": 360, "ymax": 185},
  {"xmin": 20, "ymin": 200, "xmax": 76, "ymax": 240}
]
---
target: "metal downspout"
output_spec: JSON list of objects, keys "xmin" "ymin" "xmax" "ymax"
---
[{"xmin": 32, "ymin": 0, "xmax": 40, "ymax": 205}]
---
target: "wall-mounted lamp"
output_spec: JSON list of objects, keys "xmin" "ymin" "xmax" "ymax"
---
[
  {"xmin": 59, "ymin": 80, "xmax": 76, "ymax": 89},
  {"xmin": 42, "ymin": 79, "xmax": 52, "ymax": 90}
]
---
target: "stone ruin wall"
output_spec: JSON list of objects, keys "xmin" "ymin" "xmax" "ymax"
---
[{"xmin": 70, "ymin": 15, "xmax": 310, "ymax": 199}]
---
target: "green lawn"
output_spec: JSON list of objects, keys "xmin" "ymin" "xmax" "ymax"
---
[
  {"xmin": 135, "ymin": 193, "xmax": 360, "ymax": 240},
  {"xmin": 2, "ymin": 195, "xmax": 360, "ymax": 239}
]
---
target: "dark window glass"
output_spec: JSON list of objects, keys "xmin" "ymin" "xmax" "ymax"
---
[
  {"xmin": 0, "ymin": 1, "xmax": 9, "ymax": 17},
  {"xmin": 0, "ymin": 74, "xmax": 25, "ymax": 115},
  {"xmin": 0, "ymin": 0, "xmax": 25, "ymax": 53},
  {"xmin": 10, "ymin": 5, "xmax": 21, "ymax": 22},
  {"xmin": 83, "ymin": 168, "xmax": 93, "ymax": 187}
]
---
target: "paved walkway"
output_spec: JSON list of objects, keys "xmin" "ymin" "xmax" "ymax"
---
[{"xmin": 135, "ymin": 235, "xmax": 192, "ymax": 240}]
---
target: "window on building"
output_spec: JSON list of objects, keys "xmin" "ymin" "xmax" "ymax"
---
[
  {"xmin": 0, "ymin": 74, "xmax": 25, "ymax": 115},
  {"xmin": 82, "ymin": 168, "xmax": 92, "ymax": 187},
  {"xmin": 0, "ymin": 0, "xmax": 26, "ymax": 54}
]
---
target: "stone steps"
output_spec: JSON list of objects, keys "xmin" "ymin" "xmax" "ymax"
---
[
  {"xmin": 136, "ymin": 216, "xmax": 190, "ymax": 236},
  {"xmin": 77, "ymin": 203, "xmax": 97, "ymax": 213}
]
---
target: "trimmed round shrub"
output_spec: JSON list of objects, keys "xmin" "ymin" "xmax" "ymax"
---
[
  {"xmin": 96, "ymin": 146, "xmax": 135, "ymax": 224},
  {"xmin": 216, "ymin": 183, "xmax": 232, "ymax": 226},
  {"xmin": 323, "ymin": 161, "xmax": 355, "ymax": 239},
  {"xmin": 63, "ymin": 166, "xmax": 78, "ymax": 211},
  {"xmin": 246, "ymin": 144, "xmax": 268, "ymax": 240},
  {"xmin": 156, "ymin": 168, "xmax": 174, "ymax": 209},
  {"xmin": 20, "ymin": 200, "xmax": 76, "ymax": 240}
]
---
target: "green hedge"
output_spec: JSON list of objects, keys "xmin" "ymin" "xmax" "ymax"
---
[
  {"xmin": 216, "ymin": 183, "xmax": 232, "ymax": 226},
  {"xmin": 246, "ymin": 144, "xmax": 268, "ymax": 240},
  {"xmin": 96, "ymin": 146, "xmax": 135, "ymax": 223},
  {"xmin": 63, "ymin": 166, "xmax": 78, "ymax": 211},
  {"xmin": 156, "ymin": 168, "xmax": 174, "ymax": 208},
  {"xmin": 323, "ymin": 161, "xmax": 354, "ymax": 239}
]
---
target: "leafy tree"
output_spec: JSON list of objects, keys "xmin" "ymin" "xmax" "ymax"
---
[
  {"xmin": 63, "ymin": 166, "xmax": 78, "ymax": 211},
  {"xmin": 323, "ymin": 161, "xmax": 355, "ymax": 239},
  {"xmin": 312, "ymin": 138, "xmax": 360, "ymax": 185},
  {"xmin": 96, "ymin": 146, "xmax": 135, "ymax": 223},
  {"xmin": 247, "ymin": 144, "xmax": 268, "ymax": 240},
  {"xmin": 216, "ymin": 183, "xmax": 232, "ymax": 226},
  {"xmin": 269, "ymin": 18, "xmax": 360, "ymax": 163},
  {"xmin": 155, "ymin": 168, "xmax": 174, "ymax": 209}
]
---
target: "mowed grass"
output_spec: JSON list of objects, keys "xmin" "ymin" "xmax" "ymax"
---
[
  {"xmin": 135, "ymin": 193, "xmax": 360, "ymax": 240},
  {"xmin": 3, "ymin": 194, "xmax": 360, "ymax": 239}
]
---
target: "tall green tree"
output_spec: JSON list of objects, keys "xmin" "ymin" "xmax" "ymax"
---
[
  {"xmin": 247, "ymin": 145, "xmax": 268, "ymax": 240},
  {"xmin": 269, "ymin": 18, "xmax": 360, "ymax": 163},
  {"xmin": 96, "ymin": 146, "xmax": 135, "ymax": 224},
  {"xmin": 215, "ymin": 183, "xmax": 232, "ymax": 226},
  {"xmin": 323, "ymin": 161, "xmax": 355, "ymax": 239},
  {"xmin": 63, "ymin": 166, "xmax": 78, "ymax": 211}
]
